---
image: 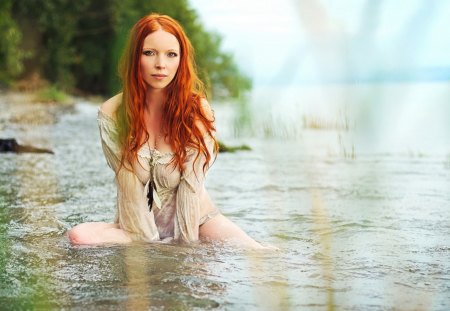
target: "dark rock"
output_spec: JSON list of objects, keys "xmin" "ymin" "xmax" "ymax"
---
[{"xmin": 0, "ymin": 138, "xmax": 54, "ymax": 154}]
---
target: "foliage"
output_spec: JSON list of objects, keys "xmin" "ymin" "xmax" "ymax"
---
[
  {"xmin": 11, "ymin": 0, "xmax": 95, "ymax": 91},
  {"xmin": 34, "ymin": 85, "xmax": 69, "ymax": 104},
  {"xmin": 0, "ymin": 0, "xmax": 251, "ymax": 98},
  {"xmin": 0, "ymin": 0, "xmax": 30, "ymax": 85}
]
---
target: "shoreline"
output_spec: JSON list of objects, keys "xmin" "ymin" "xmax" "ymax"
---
[{"xmin": 0, "ymin": 90, "xmax": 81, "ymax": 149}]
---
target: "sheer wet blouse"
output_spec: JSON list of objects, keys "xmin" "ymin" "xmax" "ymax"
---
[{"xmin": 97, "ymin": 108, "xmax": 218, "ymax": 242}]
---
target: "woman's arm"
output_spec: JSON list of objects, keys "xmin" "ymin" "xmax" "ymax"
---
[{"xmin": 97, "ymin": 93, "xmax": 123, "ymax": 172}]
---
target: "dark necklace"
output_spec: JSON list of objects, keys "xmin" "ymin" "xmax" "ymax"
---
[{"xmin": 146, "ymin": 132, "xmax": 162, "ymax": 212}]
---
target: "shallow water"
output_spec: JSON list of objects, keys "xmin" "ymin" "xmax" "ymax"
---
[{"xmin": 0, "ymin": 89, "xmax": 449, "ymax": 310}]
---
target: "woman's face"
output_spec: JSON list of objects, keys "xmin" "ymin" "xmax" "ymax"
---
[{"xmin": 140, "ymin": 29, "xmax": 181, "ymax": 90}]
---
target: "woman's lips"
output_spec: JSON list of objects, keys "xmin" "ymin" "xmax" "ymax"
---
[{"xmin": 151, "ymin": 74, "xmax": 167, "ymax": 80}]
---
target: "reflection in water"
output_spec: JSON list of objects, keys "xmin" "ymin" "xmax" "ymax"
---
[
  {"xmin": 122, "ymin": 243, "xmax": 225, "ymax": 310},
  {"xmin": 125, "ymin": 245, "xmax": 150, "ymax": 310},
  {"xmin": 310, "ymin": 190, "xmax": 334, "ymax": 310}
]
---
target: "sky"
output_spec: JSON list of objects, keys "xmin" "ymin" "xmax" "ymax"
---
[{"xmin": 189, "ymin": 0, "xmax": 450, "ymax": 86}]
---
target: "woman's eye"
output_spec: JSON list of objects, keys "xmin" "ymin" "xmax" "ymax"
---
[
  {"xmin": 143, "ymin": 50, "xmax": 155, "ymax": 56},
  {"xmin": 168, "ymin": 52, "xmax": 178, "ymax": 57}
]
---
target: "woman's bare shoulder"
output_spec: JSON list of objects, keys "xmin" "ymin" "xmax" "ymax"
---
[
  {"xmin": 199, "ymin": 97, "xmax": 214, "ymax": 121},
  {"xmin": 100, "ymin": 93, "xmax": 123, "ymax": 119},
  {"xmin": 196, "ymin": 97, "xmax": 216, "ymax": 137}
]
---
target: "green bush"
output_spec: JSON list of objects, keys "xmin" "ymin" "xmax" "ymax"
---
[
  {"xmin": 0, "ymin": 0, "xmax": 29, "ymax": 84},
  {"xmin": 35, "ymin": 86, "xmax": 69, "ymax": 104}
]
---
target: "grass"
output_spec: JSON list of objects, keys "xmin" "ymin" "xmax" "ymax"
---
[
  {"xmin": 302, "ymin": 114, "xmax": 350, "ymax": 131},
  {"xmin": 34, "ymin": 86, "xmax": 70, "ymax": 104}
]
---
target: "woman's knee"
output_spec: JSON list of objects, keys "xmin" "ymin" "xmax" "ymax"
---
[
  {"xmin": 199, "ymin": 215, "xmax": 263, "ymax": 248},
  {"xmin": 67, "ymin": 227, "xmax": 83, "ymax": 245},
  {"xmin": 67, "ymin": 222, "xmax": 102, "ymax": 245}
]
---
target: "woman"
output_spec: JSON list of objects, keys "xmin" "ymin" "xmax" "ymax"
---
[{"xmin": 68, "ymin": 13, "xmax": 262, "ymax": 248}]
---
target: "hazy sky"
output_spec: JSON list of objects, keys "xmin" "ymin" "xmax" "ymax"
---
[{"xmin": 189, "ymin": 0, "xmax": 450, "ymax": 86}]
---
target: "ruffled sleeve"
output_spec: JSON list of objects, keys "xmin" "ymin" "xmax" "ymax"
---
[
  {"xmin": 97, "ymin": 109, "xmax": 121, "ymax": 173},
  {"xmin": 97, "ymin": 108, "xmax": 160, "ymax": 241},
  {"xmin": 174, "ymin": 135, "xmax": 216, "ymax": 242}
]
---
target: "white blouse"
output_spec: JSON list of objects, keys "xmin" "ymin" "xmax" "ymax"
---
[{"xmin": 97, "ymin": 109, "xmax": 219, "ymax": 242}]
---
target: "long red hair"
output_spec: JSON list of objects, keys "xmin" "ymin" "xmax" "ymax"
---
[{"xmin": 116, "ymin": 13, "xmax": 218, "ymax": 173}]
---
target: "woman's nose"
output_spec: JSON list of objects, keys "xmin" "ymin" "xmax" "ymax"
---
[{"xmin": 155, "ymin": 56, "xmax": 166, "ymax": 69}]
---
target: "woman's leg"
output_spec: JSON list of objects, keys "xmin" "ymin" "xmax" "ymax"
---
[
  {"xmin": 68, "ymin": 222, "xmax": 132, "ymax": 245},
  {"xmin": 199, "ymin": 214, "xmax": 263, "ymax": 249}
]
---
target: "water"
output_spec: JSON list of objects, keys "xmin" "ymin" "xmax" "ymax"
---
[{"xmin": 0, "ymin": 85, "xmax": 449, "ymax": 310}]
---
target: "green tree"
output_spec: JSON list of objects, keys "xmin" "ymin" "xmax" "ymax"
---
[{"xmin": 0, "ymin": 0, "xmax": 28, "ymax": 85}]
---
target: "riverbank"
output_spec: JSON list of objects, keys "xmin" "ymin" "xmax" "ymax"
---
[
  {"xmin": 0, "ymin": 90, "xmax": 89, "ymax": 156},
  {"xmin": 0, "ymin": 90, "xmax": 76, "ymax": 126}
]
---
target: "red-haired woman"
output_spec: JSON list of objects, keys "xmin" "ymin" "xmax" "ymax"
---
[{"xmin": 68, "ymin": 14, "xmax": 263, "ymax": 248}]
